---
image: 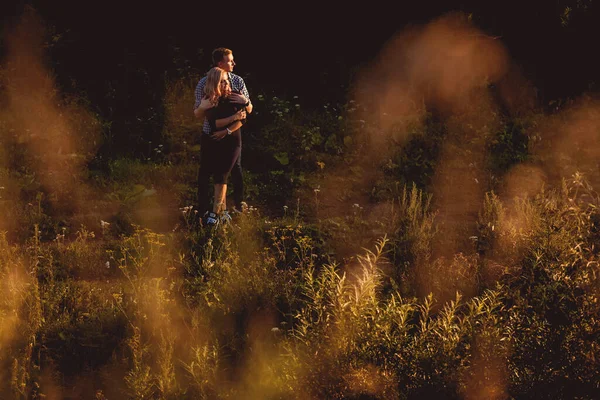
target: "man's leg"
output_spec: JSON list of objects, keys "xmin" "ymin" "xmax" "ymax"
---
[
  {"xmin": 231, "ymin": 151, "xmax": 244, "ymax": 210},
  {"xmin": 197, "ymin": 134, "xmax": 213, "ymax": 213}
]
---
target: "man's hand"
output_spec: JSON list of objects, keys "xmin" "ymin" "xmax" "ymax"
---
[
  {"xmin": 229, "ymin": 93, "xmax": 253, "ymax": 114},
  {"xmin": 228, "ymin": 93, "xmax": 248, "ymax": 104}
]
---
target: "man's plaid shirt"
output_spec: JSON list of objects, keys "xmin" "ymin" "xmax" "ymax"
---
[{"xmin": 194, "ymin": 72, "xmax": 251, "ymax": 134}]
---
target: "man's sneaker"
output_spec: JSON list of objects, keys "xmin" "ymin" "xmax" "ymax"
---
[{"xmin": 204, "ymin": 211, "xmax": 219, "ymax": 227}]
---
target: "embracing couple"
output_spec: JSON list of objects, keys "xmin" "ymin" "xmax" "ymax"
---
[{"xmin": 194, "ymin": 48, "xmax": 253, "ymax": 226}]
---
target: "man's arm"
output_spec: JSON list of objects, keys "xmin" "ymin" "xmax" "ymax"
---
[
  {"xmin": 229, "ymin": 75, "xmax": 253, "ymax": 114},
  {"xmin": 228, "ymin": 93, "xmax": 252, "ymax": 113},
  {"xmin": 240, "ymin": 78, "xmax": 252, "ymax": 114},
  {"xmin": 245, "ymin": 101, "xmax": 253, "ymax": 114}
]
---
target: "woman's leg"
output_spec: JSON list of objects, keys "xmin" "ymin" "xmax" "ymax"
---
[
  {"xmin": 212, "ymin": 136, "xmax": 240, "ymax": 214},
  {"xmin": 213, "ymin": 183, "xmax": 227, "ymax": 213}
]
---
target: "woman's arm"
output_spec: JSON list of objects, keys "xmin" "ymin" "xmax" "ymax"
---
[
  {"xmin": 193, "ymin": 97, "xmax": 214, "ymax": 120},
  {"xmin": 213, "ymin": 109, "xmax": 246, "ymax": 129},
  {"xmin": 210, "ymin": 120, "xmax": 245, "ymax": 141}
]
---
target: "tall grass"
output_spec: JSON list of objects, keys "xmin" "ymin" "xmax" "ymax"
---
[{"xmin": 1, "ymin": 171, "xmax": 599, "ymax": 398}]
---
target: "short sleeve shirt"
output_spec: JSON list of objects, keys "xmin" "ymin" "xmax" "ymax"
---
[{"xmin": 194, "ymin": 72, "xmax": 250, "ymax": 134}]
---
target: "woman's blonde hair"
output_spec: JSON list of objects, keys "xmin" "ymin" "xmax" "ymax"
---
[{"xmin": 204, "ymin": 67, "xmax": 227, "ymax": 104}]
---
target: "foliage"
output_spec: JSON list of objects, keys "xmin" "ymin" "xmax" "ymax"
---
[
  {"xmin": 241, "ymin": 93, "xmax": 360, "ymax": 206},
  {"xmin": 1, "ymin": 66, "xmax": 600, "ymax": 398}
]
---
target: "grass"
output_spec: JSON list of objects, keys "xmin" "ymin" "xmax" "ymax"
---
[
  {"xmin": 1, "ymin": 73, "xmax": 599, "ymax": 398},
  {"xmin": 1, "ymin": 171, "xmax": 599, "ymax": 398}
]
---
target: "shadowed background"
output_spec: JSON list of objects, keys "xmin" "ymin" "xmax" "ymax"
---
[{"xmin": 2, "ymin": 0, "xmax": 599, "ymax": 112}]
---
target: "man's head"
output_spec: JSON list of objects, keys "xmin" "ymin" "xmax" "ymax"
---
[{"xmin": 212, "ymin": 47, "xmax": 235, "ymax": 72}]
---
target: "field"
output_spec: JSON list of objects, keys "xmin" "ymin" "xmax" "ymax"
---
[{"xmin": 1, "ymin": 10, "xmax": 600, "ymax": 400}]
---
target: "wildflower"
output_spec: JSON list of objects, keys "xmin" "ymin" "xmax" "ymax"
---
[
  {"xmin": 105, "ymin": 261, "xmax": 110, "ymax": 268},
  {"xmin": 180, "ymin": 205, "xmax": 193, "ymax": 216},
  {"xmin": 112, "ymin": 293, "xmax": 122, "ymax": 304},
  {"xmin": 100, "ymin": 220, "xmax": 110, "ymax": 229}
]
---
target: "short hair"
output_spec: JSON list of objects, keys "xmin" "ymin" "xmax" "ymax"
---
[{"xmin": 212, "ymin": 48, "xmax": 232, "ymax": 66}]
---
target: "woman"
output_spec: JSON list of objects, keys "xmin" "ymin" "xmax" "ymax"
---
[{"xmin": 198, "ymin": 67, "xmax": 247, "ymax": 226}]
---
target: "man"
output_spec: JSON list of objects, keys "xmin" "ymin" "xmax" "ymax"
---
[{"xmin": 194, "ymin": 48, "xmax": 253, "ymax": 221}]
